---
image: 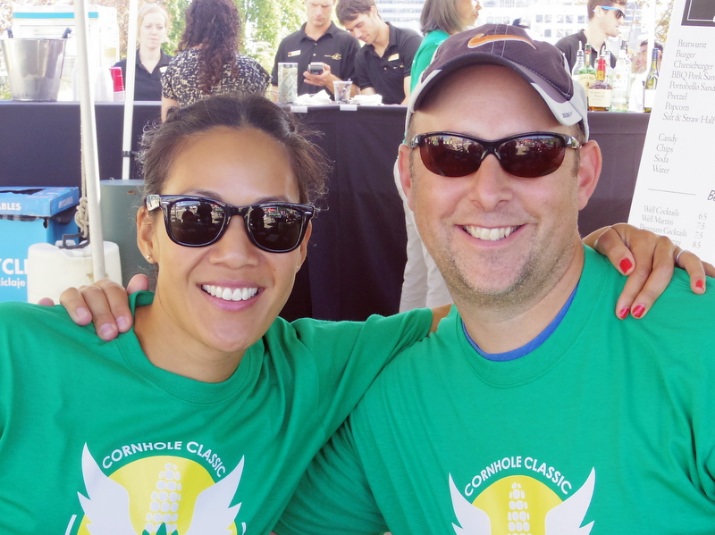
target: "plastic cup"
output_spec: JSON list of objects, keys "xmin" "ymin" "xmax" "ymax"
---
[
  {"xmin": 333, "ymin": 80, "xmax": 352, "ymax": 104},
  {"xmin": 277, "ymin": 62, "xmax": 298, "ymax": 104}
]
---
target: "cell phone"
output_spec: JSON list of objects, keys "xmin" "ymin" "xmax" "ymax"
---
[{"xmin": 308, "ymin": 62, "xmax": 324, "ymax": 75}]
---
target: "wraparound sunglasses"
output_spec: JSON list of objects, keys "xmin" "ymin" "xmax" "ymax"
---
[
  {"xmin": 145, "ymin": 194, "xmax": 315, "ymax": 253},
  {"xmin": 409, "ymin": 131, "xmax": 582, "ymax": 179},
  {"xmin": 598, "ymin": 5, "xmax": 625, "ymax": 19}
]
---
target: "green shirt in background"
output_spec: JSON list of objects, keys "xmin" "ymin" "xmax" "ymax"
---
[{"xmin": 410, "ymin": 29, "xmax": 450, "ymax": 91}]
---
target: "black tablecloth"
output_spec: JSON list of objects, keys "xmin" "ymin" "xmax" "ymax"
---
[{"xmin": 0, "ymin": 101, "xmax": 649, "ymax": 320}]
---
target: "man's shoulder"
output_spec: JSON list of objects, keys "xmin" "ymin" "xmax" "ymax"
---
[
  {"xmin": 555, "ymin": 30, "xmax": 584, "ymax": 49},
  {"xmin": 328, "ymin": 24, "xmax": 359, "ymax": 46},
  {"xmin": 583, "ymin": 247, "xmax": 715, "ymax": 313},
  {"xmin": 391, "ymin": 24, "xmax": 422, "ymax": 50},
  {"xmin": 278, "ymin": 26, "xmax": 308, "ymax": 47},
  {"xmin": 391, "ymin": 23, "xmax": 421, "ymax": 40}
]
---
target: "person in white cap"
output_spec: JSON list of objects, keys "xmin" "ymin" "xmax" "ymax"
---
[{"xmin": 276, "ymin": 23, "xmax": 715, "ymax": 534}]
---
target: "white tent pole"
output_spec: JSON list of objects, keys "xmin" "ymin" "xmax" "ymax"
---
[
  {"xmin": 74, "ymin": 0, "xmax": 106, "ymax": 280},
  {"xmin": 121, "ymin": 0, "xmax": 139, "ymax": 180}
]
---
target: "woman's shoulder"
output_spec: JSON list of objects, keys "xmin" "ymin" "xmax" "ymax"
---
[{"xmin": 0, "ymin": 301, "xmax": 81, "ymax": 340}]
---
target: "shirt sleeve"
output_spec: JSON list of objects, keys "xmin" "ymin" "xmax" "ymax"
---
[
  {"xmin": 401, "ymin": 32, "xmax": 422, "ymax": 77},
  {"xmin": 341, "ymin": 35, "xmax": 360, "ymax": 82},
  {"xmin": 161, "ymin": 61, "xmax": 177, "ymax": 99},
  {"xmin": 276, "ymin": 415, "xmax": 387, "ymax": 535},
  {"xmin": 410, "ymin": 40, "xmax": 440, "ymax": 92},
  {"xmin": 288, "ymin": 308, "xmax": 432, "ymax": 443},
  {"xmin": 353, "ymin": 52, "xmax": 371, "ymax": 90}
]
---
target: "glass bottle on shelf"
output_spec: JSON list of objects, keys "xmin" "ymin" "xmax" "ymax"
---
[
  {"xmin": 610, "ymin": 40, "xmax": 631, "ymax": 112},
  {"xmin": 643, "ymin": 46, "xmax": 660, "ymax": 113},
  {"xmin": 579, "ymin": 44, "xmax": 597, "ymax": 95},
  {"xmin": 571, "ymin": 42, "xmax": 589, "ymax": 93},
  {"xmin": 587, "ymin": 49, "xmax": 612, "ymax": 112}
]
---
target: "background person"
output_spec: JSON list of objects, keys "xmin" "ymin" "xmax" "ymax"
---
[
  {"xmin": 276, "ymin": 24, "xmax": 715, "ymax": 534},
  {"xmin": 336, "ymin": 0, "xmax": 421, "ymax": 105},
  {"xmin": 160, "ymin": 0, "xmax": 269, "ymax": 120},
  {"xmin": 113, "ymin": 3, "xmax": 172, "ymax": 101},
  {"xmin": 397, "ymin": 0, "xmax": 482, "ymax": 311},
  {"xmin": 556, "ymin": 0, "xmax": 626, "ymax": 71},
  {"xmin": 0, "ymin": 94, "xmax": 439, "ymax": 532},
  {"xmin": 270, "ymin": 0, "xmax": 359, "ymax": 99}
]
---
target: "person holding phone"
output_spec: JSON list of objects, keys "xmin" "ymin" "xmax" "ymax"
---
[{"xmin": 270, "ymin": 0, "xmax": 359, "ymax": 99}]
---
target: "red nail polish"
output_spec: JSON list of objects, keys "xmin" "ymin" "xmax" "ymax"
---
[
  {"xmin": 632, "ymin": 304, "xmax": 646, "ymax": 318},
  {"xmin": 696, "ymin": 279, "xmax": 705, "ymax": 290},
  {"xmin": 619, "ymin": 258, "xmax": 633, "ymax": 273},
  {"xmin": 617, "ymin": 307, "xmax": 630, "ymax": 319}
]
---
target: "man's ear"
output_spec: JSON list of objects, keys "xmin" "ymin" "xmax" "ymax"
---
[
  {"xmin": 398, "ymin": 143, "xmax": 415, "ymax": 211},
  {"xmin": 576, "ymin": 139, "xmax": 602, "ymax": 210}
]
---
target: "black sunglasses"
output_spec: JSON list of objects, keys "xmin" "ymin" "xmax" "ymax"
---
[
  {"xmin": 409, "ymin": 131, "xmax": 581, "ymax": 179},
  {"xmin": 146, "ymin": 195, "xmax": 315, "ymax": 253}
]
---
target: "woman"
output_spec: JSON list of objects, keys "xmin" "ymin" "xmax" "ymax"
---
[
  {"xmin": 411, "ymin": 0, "xmax": 481, "ymax": 91},
  {"xmin": 32, "ymin": 96, "xmax": 710, "ymax": 532},
  {"xmin": 161, "ymin": 0, "xmax": 269, "ymax": 120},
  {"xmin": 0, "ymin": 95, "xmax": 437, "ymax": 533},
  {"xmin": 113, "ymin": 3, "xmax": 173, "ymax": 101}
]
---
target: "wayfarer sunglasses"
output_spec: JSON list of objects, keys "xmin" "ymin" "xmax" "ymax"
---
[
  {"xmin": 145, "ymin": 194, "xmax": 315, "ymax": 253},
  {"xmin": 409, "ymin": 131, "xmax": 582, "ymax": 179}
]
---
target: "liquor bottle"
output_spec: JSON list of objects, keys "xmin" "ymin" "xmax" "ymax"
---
[
  {"xmin": 610, "ymin": 40, "xmax": 631, "ymax": 112},
  {"xmin": 643, "ymin": 46, "xmax": 660, "ymax": 113},
  {"xmin": 571, "ymin": 42, "xmax": 589, "ymax": 93},
  {"xmin": 587, "ymin": 50, "xmax": 612, "ymax": 111},
  {"xmin": 579, "ymin": 43, "xmax": 597, "ymax": 93}
]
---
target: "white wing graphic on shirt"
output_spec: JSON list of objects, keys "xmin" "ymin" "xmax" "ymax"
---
[
  {"xmin": 544, "ymin": 468, "xmax": 595, "ymax": 535},
  {"xmin": 78, "ymin": 444, "xmax": 244, "ymax": 534},
  {"xmin": 185, "ymin": 456, "xmax": 244, "ymax": 534},
  {"xmin": 449, "ymin": 468, "xmax": 596, "ymax": 535},
  {"xmin": 78, "ymin": 444, "xmax": 135, "ymax": 535},
  {"xmin": 449, "ymin": 475, "xmax": 492, "ymax": 534}
]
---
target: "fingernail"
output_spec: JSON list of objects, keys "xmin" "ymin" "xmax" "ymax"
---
[
  {"xmin": 632, "ymin": 304, "xmax": 646, "ymax": 319},
  {"xmin": 619, "ymin": 258, "xmax": 633, "ymax": 273},
  {"xmin": 98, "ymin": 324, "xmax": 117, "ymax": 340},
  {"xmin": 696, "ymin": 279, "xmax": 705, "ymax": 291},
  {"xmin": 75, "ymin": 306, "xmax": 91, "ymax": 323},
  {"xmin": 117, "ymin": 316, "xmax": 131, "ymax": 332},
  {"xmin": 617, "ymin": 307, "xmax": 630, "ymax": 319}
]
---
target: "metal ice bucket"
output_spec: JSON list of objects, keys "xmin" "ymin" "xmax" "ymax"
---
[{"xmin": 1, "ymin": 37, "xmax": 66, "ymax": 101}]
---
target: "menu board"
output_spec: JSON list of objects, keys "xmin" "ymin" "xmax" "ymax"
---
[{"xmin": 627, "ymin": 0, "xmax": 715, "ymax": 264}]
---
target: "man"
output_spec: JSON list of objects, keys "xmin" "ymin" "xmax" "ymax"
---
[
  {"xmin": 270, "ymin": 0, "xmax": 359, "ymax": 98},
  {"xmin": 276, "ymin": 24, "xmax": 715, "ymax": 533},
  {"xmin": 556, "ymin": 0, "xmax": 626, "ymax": 71},
  {"xmin": 336, "ymin": 0, "xmax": 421, "ymax": 105}
]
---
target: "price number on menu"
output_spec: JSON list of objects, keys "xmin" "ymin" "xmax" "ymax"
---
[{"xmin": 690, "ymin": 212, "xmax": 708, "ymax": 250}]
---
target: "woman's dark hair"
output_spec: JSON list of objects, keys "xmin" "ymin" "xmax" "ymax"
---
[
  {"xmin": 179, "ymin": 0, "xmax": 241, "ymax": 93},
  {"xmin": 140, "ymin": 94, "xmax": 329, "ymax": 205}
]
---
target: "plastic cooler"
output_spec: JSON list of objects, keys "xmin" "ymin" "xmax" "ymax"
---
[{"xmin": 0, "ymin": 186, "xmax": 80, "ymax": 302}]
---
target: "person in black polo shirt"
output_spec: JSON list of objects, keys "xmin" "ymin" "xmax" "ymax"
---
[
  {"xmin": 337, "ymin": 0, "xmax": 421, "ymax": 104},
  {"xmin": 270, "ymin": 0, "xmax": 360, "ymax": 99},
  {"xmin": 113, "ymin": 4, "xmax": 173, "ymax": 101},
  {"xmin": 555, "ymin": 0, "xmax": 626, "ymax": 72}
]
